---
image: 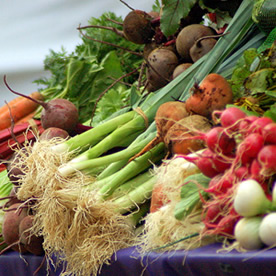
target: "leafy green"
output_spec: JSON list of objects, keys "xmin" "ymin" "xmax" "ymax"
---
[
  {"xmin": 34, "ymin": 12, "xmax": 144, "ymax": 125},
  {"xmin": 174, "ymin": 173, "xmax": 210, "ymax": 220},
  {"xmin": 160, "ymin": 0, "xmax": 197, "ymax": 37}
]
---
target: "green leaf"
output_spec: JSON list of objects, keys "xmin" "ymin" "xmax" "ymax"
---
[
  {"xmin": 174, "ymin": 173, "xmax": 210, "ymax": 220},
  {"xmin": 264, "ymin": 104, "xmax": 276, "ymax": 122},
  {"xmin": 160, "ymin": 0, "xmax": 197, "ymax": 37}
]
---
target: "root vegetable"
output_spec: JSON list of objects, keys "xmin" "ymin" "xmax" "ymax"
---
[
  {"xmin": 123, "ymin": 10, "xmax": 154, "ymax": 44},
  {"xmin": 146, "ymin": 48, "xmax": 179, "ymax": 91},
  {"xmin": 129, "ymin": 101, "xmax": 188, "ymax": 161},
  {"xmin": 172, "ymin": 63, "xmax": 193, "ymax": 79},
  {"xmin": 19, "ymin": 215, "xmax": 44, "ymax": 256},
  {"xmin": 213, "ymin": 106, "xmax": 247, "ymax": 130},
  {"xmin": 203, "ymin": 126, "xmax": 236, "ymax": 155},
  {"xmin": 257, "ymin": 145, "xmax": 276, "ymax": 176},
  {"xmin": 185, "ymin": 73, "xmax": 233, "ymax": 118},
  {"xmin": 259, "ymin": 213, "xmax": 276, "ymax": 247},
  {"xmin": 7, "ymin": 148, "xmax": 29, "ymax": 186},
  {"xmin": 263, "ymin": 123, "xmax": 276, "ymax": 144},
  {"xmin": 2, "ymin": 203, "xmax": 28, "ymax": 253},
  {"xmin": 234, "ymin": 217, "xmax": 264, "ymax": 250},
  {"xmin": 235, "ymin": 133, "xmax": 264, "ymax": 165},
  {"xmin": 176, "ymin": 24, "xmax": 216, "ymax": 62},
  {"xmin": 164, "ymin": 115, "xmax": 212, "ymax": 155},
  {"xmin": 4, "ymin": 76, "xmax": 79, "ymax": 134},
  {"xmin": 39, "ymin": 127, "xmax": 69, "ymax": 140},
  {"xmin": 189, "ymin": 37, "xmax": 217, "ymax": 62}
]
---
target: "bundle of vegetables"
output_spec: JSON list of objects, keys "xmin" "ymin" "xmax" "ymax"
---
[{"xmin": 0, "ymin": 0, "xmax": 271, "ymax": 275}]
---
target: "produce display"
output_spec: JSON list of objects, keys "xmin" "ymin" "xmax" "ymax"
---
[{"xmin": 0, "ymin": 0, "xmax": 275, "ymax": 275}]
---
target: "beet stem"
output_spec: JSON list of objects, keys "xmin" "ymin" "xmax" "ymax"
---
[{"xmin": 3, "ymin": 75, "xmax": 46, "ymax": 109}]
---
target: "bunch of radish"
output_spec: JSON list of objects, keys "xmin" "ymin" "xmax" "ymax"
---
[{"xmin": 180, "ymin": 106, "xmax": 276, "ymax": 239}]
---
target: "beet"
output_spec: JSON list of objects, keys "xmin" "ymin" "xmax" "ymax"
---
[
  {"xmin": 146, "ymin": 48, "xmax": 179, "ymax": 91},
  {"xmin": 123, "ymin": 10, "xmax": 154, "ymax": 44},
  {"xmin": 175, "ymin": 24, "xmax": 216, "ymax": 62},
  {"xmin": 39, "ymin": 127, "xmax": 69, "ymax": 141},
  {"xmin": 4, "ymin": 75, "xmax": 79, "ymax": 134},
  {"xmin": 2, "ymin": 203, "xmax": 28, "ymax": 253},
  {"xmin": 19, "ymin": 215, "xmax": 44, "ymax": 256},
  {"xmin": 189, "ymin": 37, "xmax": 217, "ymax": 62},
  {"xmin": 172, "ymin": 63, "xmax": 193, "ymax": 79}
]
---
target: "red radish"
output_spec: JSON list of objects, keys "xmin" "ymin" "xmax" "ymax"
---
[
  {"xmin": 212, "ymin": 154, "xmax": 232, "ymax": 173},
  {"xmin": 204, "ymin": 203, "xmax": 224, "ymax": 228},
  {"xmin": 210, "ymin": 213, "xmax": 239, "ymax": 237},
  {"xmin": 235, "ymin": 133, "xmax": 264, "ymax": 165},
  {"xmin": 205, "ymin": 171, "xmax": 235, "ymax": 195},
  {"xmin": 234, "ymin": 166, "xmax": 249, "ymax": 180},
  {"xmin": 262, "ymin": 123, "xmax": 276, "ymax": 144},
  {"xmin": 250, "ymin": 159, "xmax": 262, "ymax": 180},
  {"xmin": 238, "ymin": 115, "xmax": 259, "ymax": 136},
  {"xmin": 257, "ymin": 145, "xmax": 276, "ymax": 176},
  {"xmin": 204, "ymin": 127, "xmax": 236, "ymax": 155},
  {"xmin": 183, "ymin": 149, "xmax": 220, "ymax": 178},
  {"xmin": 247, "ymin": 117, "xmax": 274, "ymax": 136},
  {"xmin": 4, "ymin": 75, "xmax": 79, "ymax": 134},
  {"xmin": 212, "ymin": 106, "xmax": 246, "ymax": 130}
]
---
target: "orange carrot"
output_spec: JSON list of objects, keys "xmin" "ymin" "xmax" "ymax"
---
[
  {"xmin": 15, "ymin": 111, "xmax": 37, "ymax": 125},
  {"xmin": 0, "ymin": 92, "xmax": 44, "ymax": 131}
]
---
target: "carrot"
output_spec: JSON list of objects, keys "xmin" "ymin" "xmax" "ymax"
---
[
  {"xmin": 0, "ymin": 92, "xmax": 44, "ymax": 131},
  {"xmin": 185, "ymin": 73, "xmax": 233, "ymax": 118},
  {"xmin": 15, "ymin": 111, "xmax": 37, "ymax": 125},
  {"xmin": 150, "ymin": 183, "xmax": 168, "ymax": 213}
]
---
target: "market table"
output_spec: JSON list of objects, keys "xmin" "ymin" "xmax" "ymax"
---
[{"xmin": 1, "ymin": 243, "xmax": 276, "ymax": 276}]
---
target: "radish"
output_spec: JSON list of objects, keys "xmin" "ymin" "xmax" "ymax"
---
[
  {"xmin": 235, "ymin": 133, "xmax": 264, "ymax": 165},
  {"xmin": 234, "ymin": 217, "xmax": 264, "ymax": 250},
  {"xmin": 212, "ymin": 106, "xmax": 246, "ymax": 130},
  {"xmin": 257, "ymin": 145, "xmax": 276, "ymax": 176},
  {"xmin": 205, "ymin": 170, "xmax": 235, "ymax": 195},
  {"xmin": 247, "ymin": 117, "xmax": 274, "ymax": 136},
  {"xmin": 204, "ymin": 126, "xmax": 236, "ymax": 155},
  {"xmin": 262, "ymin": 123, "xmax": 276, "ymax": 144},
  {"xmin": 4, "ymin": 75, "xmax": 79, "ymax": 134},
  {"xmin": 238, "ymin": 115, "xmax": 258, "ymax": 134}
]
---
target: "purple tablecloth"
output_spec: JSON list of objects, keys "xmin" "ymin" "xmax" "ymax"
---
[{"xmin": 1, "ymin": 243, "xmax": 276, "ymax": 275}]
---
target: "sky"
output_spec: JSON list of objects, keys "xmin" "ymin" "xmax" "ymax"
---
[{"xmin": 0, "ymin": 0, "xmax": 154, "ymax": 105}]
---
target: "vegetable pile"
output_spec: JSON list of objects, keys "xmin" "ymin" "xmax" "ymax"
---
[{"xmin": 0, "ymin": 0, "xmax": 275, "ymax": 275}]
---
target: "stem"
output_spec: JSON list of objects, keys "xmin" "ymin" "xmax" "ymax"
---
[
  {"xmin": 58, "ymin": 130, "xmax": 156, "ymax": 177},
  {"xmin": 90, "ymin": 68, "xmax": 138, "ymax": 121},
  {"xmin": 96, "ymin": 143, "xmax": 165, "ymax": 199},
  {"xmin": 114, "ymin": 176, "xmax": 157, "ymax": 214},
  {"xmin": 77, "ymin": 24, "xmax": 125, "ymax": 38},
  {"xmin": 111, "ymin": 171, "xmax": 152, "ymax": 200},
  {"xmin": 3, "ymin": 75, "xmax": 46, "ymax": 108},
  {"xmin": 51, "ymin": 110, "xmax": 136, "ymax": 153},
  {"xmin": 97, "ymin": 159, "xmax": 128, "ymax": 180},
  {"xmin": 78, "ymin": 28, "xmax": 142, "ymax": 57},
  {"xmin": 126, "ymin": 201, "xmax": 151, "ymax": 226}
]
